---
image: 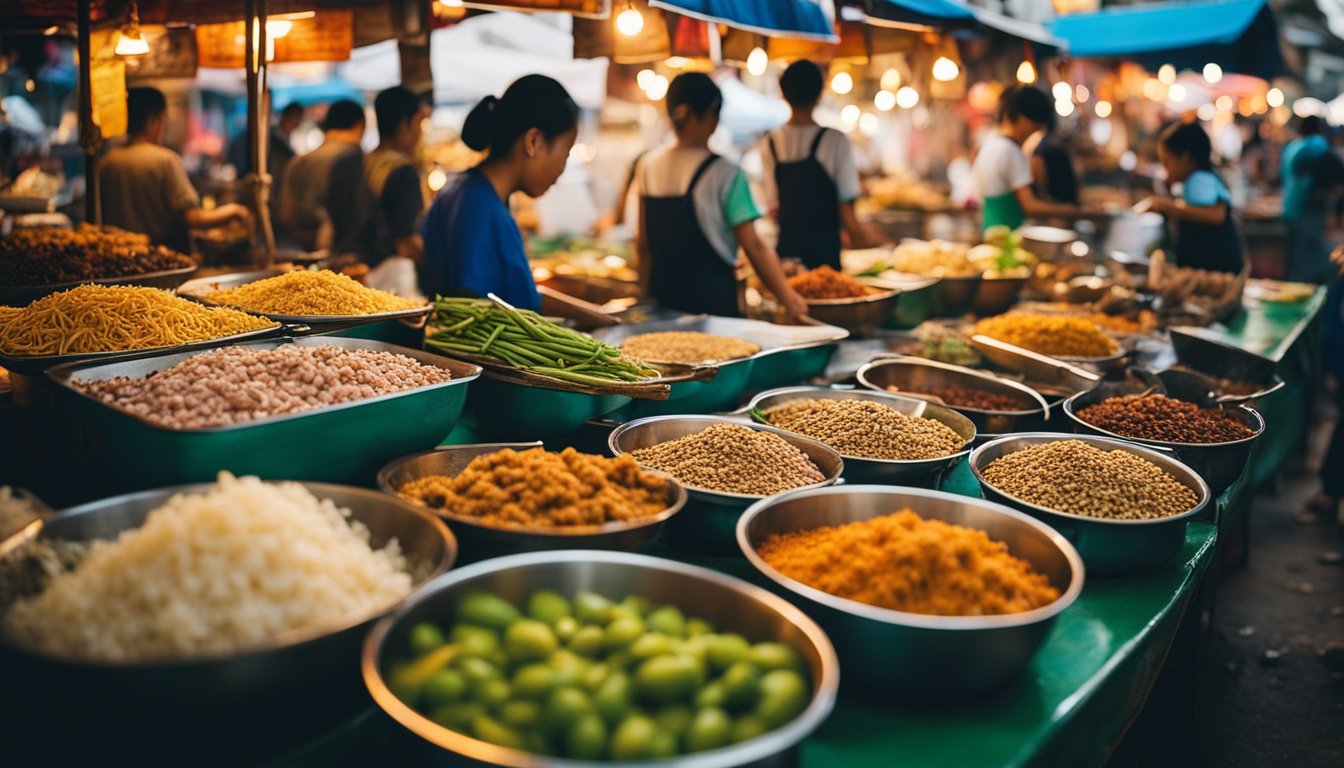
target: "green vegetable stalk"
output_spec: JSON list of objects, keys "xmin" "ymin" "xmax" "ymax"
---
[{"xmin": 427, "ymin": 297, "xmax": 657, "ymax": 385}]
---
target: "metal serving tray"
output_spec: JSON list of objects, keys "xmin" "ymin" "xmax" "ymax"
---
[
  {"xmin": 47, "ymin": 337, "xmax": 481, "ymax": 492},
  {"xmin": 0, "ymin": 321, "xmax": 282, "ymax": 376},
  {"xmin": 177, "ymin": 269, "xmax": 432, "ymax": 328},
  {"xmin": 0, "ymin": 263, "xmax": 200, "ymax": 307}
]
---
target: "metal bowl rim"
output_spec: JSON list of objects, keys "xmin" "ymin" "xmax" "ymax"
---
[
  {"xmin": 608, "ymin": 414, "xmax": 845, "ymax": 502},
  {"xmin": 375, "ymin": 443, "xmax": 690, "ymax": 538},
  {"xmin": 736, "ymin": 485, "xmax": 1085, "ymax": 630},
  {"xmin": 746, "ymin": 386, "xmax": 977, "ymax": 465},
  {"xmin": 801, "ymin": 287, "xmax": 901, "ymax": 306},
  {"xmin": 361, "ymin": 549, "xmax": 840, "ymax": 768},
  {"xmin": 968, "ymin": 432, "xmax": 1212, "ymax": 527},
  {"xmin": 855, "ymin": 358, "xmax": 1048, "ymax": 417},
  {"xmin": 0, "ymin": 481, "xmax": 456, "ymax": 669},
  {"xmin": 1061, "ymin": 390, "xmax": 1267, "ymax": 448}
]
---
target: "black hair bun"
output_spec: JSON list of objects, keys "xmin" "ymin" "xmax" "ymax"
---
[{"xmin": 461, "ymin": 95, "xmax": 499, "ymax": 152}]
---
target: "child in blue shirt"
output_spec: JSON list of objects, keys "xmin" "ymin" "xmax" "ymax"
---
[{"xmin": 1145, "ymin": 121, "xmax": 1244, "ymax": 274}]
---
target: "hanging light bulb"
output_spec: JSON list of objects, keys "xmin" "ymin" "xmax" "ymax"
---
[
  {"xmin": 1055, "ymin": 99, "xmax": 1075, "ymax": 118},
  {"xmin": 840, "ymin": 105, "xmax": 861, "ymax": 125},
  {"xmin": 1074, "ymin": 84, "xmax": 1089, "ymax": 102},
  {"xmin": 931, "ymin": 56, "xmax": 959, "ymax": 82},
  {"xmin": 746, "ymin": 47, "xmax": 768, "ymax": 77},
  {"xmin": 895, "ymin": 86, "xmax": 919, "ymax": 109},
  {"xmin": 1158, "ymin": 64, "xmax": 1176, "ymax": 85},
  {"xmin": 1051, "ymin": 82, "xmax": 1071, "ymax": 101},
  {"xmin": 647, "ymin": 75, "xmax": 669, "ymax": 101},
  {"xmin": 874, "ymin": 90, "xmax": 897, "ymax": 112},
  {"xmin": 265, "ymin": 19, "xmax": 293, "ymax": 38},
  {"xmin": 1197, "ymin": 103, "xmax": 1217, "ymax": 121},
  {"xmin": 1016, "ymin": 60, "xmax": 1036, "ymax": 84},
  {"xmin": 830, "ymin": 71, "xmax": 853, "ymax": 95},
  {"xmin": 438, "ymin": 0, "xmax": 465, "ymax": 7},
  {"xmin": 616, "ymin": 2, "xmax": 645, "ymax": 37},
  {"xmin": 636, "ymin": 69, "xmax": 656, "ymax": 91},
  {"xmin": 1266, "ymin": 87, "xmax": 1284, "ymax": 108},
  {"xmin": 1203, "ymin": 63, "xmax": 1223, "ymax": 84},
  {"xmin": 1168, "ymin": 83, "xmax": 1187, "ymax": 102},
  {"xmin": 115, "ymin": 1, "xmax": 150, "ymax": 56},
  {"xmin": 880, "ymin": 68, "xmax": 901, "ymax": 91},
  {"xmin": 1095, "ymin": 100, "xmax": 1113, "ymax": 118}
]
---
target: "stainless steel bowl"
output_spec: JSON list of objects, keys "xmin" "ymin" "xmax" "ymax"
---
[
  {"xmin": 931, "ymin": 274, "xmax": 983, "ymax": 317},
  {"xmin": 377, "ymin": 443, "xmax": 687, "ymax": 561},
  {"xmin": 856, "ymin": 357, "xmax": 1049, "ymax": 438},
  {"xmin": 608, "ymin": 415, "xmax": 844, "ymax": 553},
  {"xmin": 970, "ymin": 276, "xmax": 1028, "ymax": 316},
  {"xmin": 363, "ymin": 550, "xmax": 840, "ymax": 768},
  {"xmin": 0, "ymin": 482, "xmax": 457, "ymax": 764},
  {"xmin": 970, "ymin": 433, "xmax": 1210, "ymax": 575},
  {"xmin": 737, "ymin": 485, "xmax": 1083, "ymax": 696},
  {"xmin": 1062, "ymin": 383, "xmax": 1265, "ymax": 497},
  {"xmin": 802, "ymin": 289, "xmax": 901, "ymax": 339},
  {"xmin": 746, "ymin": 387, "xmax": 975, "ymax": 487}
]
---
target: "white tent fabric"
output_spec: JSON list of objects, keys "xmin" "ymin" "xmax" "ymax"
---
[
  {"xmin": 716, "ymin": 75, "xmax": 790, "ymax": 136},
  {"xmin": 430, "ymin": 12, "xmax": 609, "ymax": 110}
]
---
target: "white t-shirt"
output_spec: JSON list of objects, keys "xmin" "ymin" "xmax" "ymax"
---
[
  {"xmin": 757, "ymin": 125, "xmax": 861, "ymax": 207},
  {"xmin": 636, "ymin": 146, "xmax": 762, "ymax": 266},
  {"xmin": 972, "ymin": 132, "xmax": 1033, "ymax": 200}
]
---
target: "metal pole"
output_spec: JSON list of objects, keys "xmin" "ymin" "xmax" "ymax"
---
[
  {"xmin": 245, "ymin": 0, "xmax": 275, "ymax": 260},
  {"xmin": 77, "ymin": 0, "xmax": 101, "ymax": 224}
]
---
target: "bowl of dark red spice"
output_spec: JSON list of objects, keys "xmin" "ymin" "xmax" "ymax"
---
[
  {"xmin": 1062, "ymin": 384, "xmax": 1264, "ymax": 497},
  {"xmin": 857, "ymin": 357, "xmax": 1050, "ymax": 438}
]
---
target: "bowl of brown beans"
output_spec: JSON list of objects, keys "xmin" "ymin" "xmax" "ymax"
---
[
  {"xmin": 857, "ymin": 357, "xmax": 1050, "ymax": 438},
  {"xmin": 1062, "ymin": 383, "xmax": 1265, "ymax": 497},
  {"xmin": 970, "ymin": 433, "xmax": 1211, "ymax": 575},
  {"xmin": 609, "ymin": 416, "xmax": 844, "ymax": 554},
  {"xmin": 745, "ymin": 387, "xmax": 976, "ymax": 488},
  {"xmin": 377, "ymin": 443, "xmax": 686, "ymax": 561},
  {"xmin": 737, "ymin": 485, "xmax": 1083, "ymax": 696}
]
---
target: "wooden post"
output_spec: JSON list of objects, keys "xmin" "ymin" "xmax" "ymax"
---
[
  {"xmin": 245, "ymin": 0, "xmax": 276, "ymax": 259},
  {"xmin": 77, "ymin": 0, "xmax": 101, "ymax": 224}
]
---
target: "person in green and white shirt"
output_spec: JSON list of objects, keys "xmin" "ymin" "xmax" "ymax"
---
[{"xmin": 972, "ymin": 85, "xmax": 1082, "ymax": 232}]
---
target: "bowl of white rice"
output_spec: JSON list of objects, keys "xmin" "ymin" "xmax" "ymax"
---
[{"xmin": 0, "ymin": 472, "xmax": 456, "ymax": 764}]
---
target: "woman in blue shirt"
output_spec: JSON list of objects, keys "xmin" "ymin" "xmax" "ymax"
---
[
  {"xmin": 1146, "ymin": 121, "xmax": 1244, "ymax": 274},
  {"xmin": 422, "ymin": 75, "xmax": 579, "ymax": 310}
]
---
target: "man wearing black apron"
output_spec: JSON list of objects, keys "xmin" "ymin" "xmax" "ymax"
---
[
  {"xmin": 635, "ymin": 73, "xmax": 808, "ymax": 320},
  {"xmin": 760, "ymin": 60, "xmax": 874, "ymax": 270}
]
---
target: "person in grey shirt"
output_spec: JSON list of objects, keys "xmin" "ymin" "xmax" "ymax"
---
[
  {"xmin": 99, "ymin": 87, "xmax": 250, "ymax": 252},
  {"xmin": 279, "ymin": 99, "xmax": 367, "ymax": 251}
]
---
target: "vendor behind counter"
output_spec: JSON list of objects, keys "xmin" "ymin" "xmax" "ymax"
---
[{"xmin": 1145, "ymin": 122, "xmax": 1244, "ymax": 275}]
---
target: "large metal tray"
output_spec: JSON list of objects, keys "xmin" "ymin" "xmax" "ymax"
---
[
  {"xmin": 0, "ymin": 263, "xmax": 200, "ymax": 307},
  {"xmin": 177, "ymin": 269, "xmax": 432, "ymax": 327},
  {"xmin": 0, "ymin": 321, "xmax": 282, "ymax": 376},
  {"xmin": 590, "ymin": 313, "xmax": 849, "ymax": 358},
  {"xmin": 46, "ymin": 337, "xmax": 481, "ymax": 492}
]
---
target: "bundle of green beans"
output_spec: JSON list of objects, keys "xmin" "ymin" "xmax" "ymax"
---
[{"xmin": 428, "ymin": 298, "xmax": 658, "ymax": 386}]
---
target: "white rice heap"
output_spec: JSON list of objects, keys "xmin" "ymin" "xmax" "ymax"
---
[{"xmin": 3, "ymin": 473, "xmax": 412, "ymax": 662}]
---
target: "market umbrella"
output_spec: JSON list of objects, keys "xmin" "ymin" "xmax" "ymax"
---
[{"xmin": 649, "ymin": 0, "xmax": 839, "ymax": 41}]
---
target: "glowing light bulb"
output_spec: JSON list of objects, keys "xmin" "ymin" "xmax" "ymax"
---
[
  {"xmin": 646, "ymin": 74, "xmax": 668, "ymax": 101},
  {"xmin": 1203, "ymin": 63, "xmax": 1222, "ymax": 84},
  {"xmin": 859, "ymin": 113, "xmax": 879, "ymax": 136},
  {"xmin": 438, "ymin": 0, "xmax": 465, "ymax": 7},
  {"xmin": 1055, "ymin": 99, "xmax": 1075, "ymax": 117},
  {"xmin": 831, "ymin": 71, "xmax": 853, "ymax": 95},
  {"xmin": 1074, "ymin": 84, "xmax": 1089, "ymax": 102},
  {"xmin": 636, "ymin": 69, "xmax": 655, "ymax": 91},
  {"xmin": 1016, "ymin": 60, "xmax": 1036, "ymax": 84},
  {"xmin": 616, "ymin": 5, "xmax": 644, "ymax": 37},
  {"xmin": 746, "ymin": 47, "xmax": 768, "ymax": 77},
  {"xmin": 895, "ymin": 86, "xmax": 919, "ymax": 109},
  {"xmin": 115, "ymin": 2, "xmax": 149, "ymax": 56},
  {"xmin": 1095, "ymin": 100, "xmax": 1112, "ymax": 118},
  {"xmin": 1266, "ymin": 87, "xmax": 1284, "ymax": 108},
  {"xmin": 1168, "ymin": 83, "xmax": 1187, "ymax": 102},
  {"xmin": 880, "ymin": 68, "xmax": 901, "ymax": 91},
  {"xmin": 265, "ymin": 19, "xmax": 292, "ymax": 38},
  {"xmin": 1216, "ymin": 95, "xmax": 1233, "ymax": 111},
  {"xmin": 874, "ymin": 90, "xmax": 896, "ymax": 112},
  {"xmin": 1052, "ymin": 82, "xmax": 1071, "ymax": 101},
  {"xmin": 931, "ymin": 56, "xmax": 959, "ymax": 82},
  {"xmin": 841, "ymin": 105, "xmax": 861, "ymax": 125},
  {"xmin": 1158, "ymin": 64, "xmax": 1176, "ymax": 85},
  {"xmin": 427, "ymin": 168, "xmax": 448, "ymax": 192},
  {"xmin": 1197, "ymin": 103, "xmax": 1216, "ymax": 122}
]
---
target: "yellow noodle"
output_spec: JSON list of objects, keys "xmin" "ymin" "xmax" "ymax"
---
[
  {"xmin": 207, "ymin": 269, "xmax": 423, "ymax": 316},
  {"xmin": 0, "ymin": 285, "xmax": 278, "ymax": 357}
]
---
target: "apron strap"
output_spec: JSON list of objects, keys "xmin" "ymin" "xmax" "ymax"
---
[
  {"xmin": 767, "ymin": 134, "xmax": 779, "ymax": 162},
  {"xmin": 808, "ymin": 127, "xmax": 828, "ymax": 159},
  {"xmin": 688, "ymin": 154, "xmax": 719, "ymax": 194}
]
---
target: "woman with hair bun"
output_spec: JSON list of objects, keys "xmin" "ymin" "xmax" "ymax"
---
[{"xmin": 421, "ymin": 75, "xmax": 579, "ymax": 309}]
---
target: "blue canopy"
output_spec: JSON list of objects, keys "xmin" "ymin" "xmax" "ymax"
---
[
  {"xmin": 650, "ymin": 0, "xmax": 838, "ymax": 41},
  {"xmin": 1051, "ymin": 0, "xmax": 1283, "ymax": 79},
  {"xmin": 861, "ymin": 1, "xmax": 1059, "ymax": 48}
]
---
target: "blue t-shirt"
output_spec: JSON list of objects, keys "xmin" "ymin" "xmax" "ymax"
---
[
  {"xmin": 1181, "ymin": 170, "xmax": 1231, "ymax": 207},
  {"xmin": 421, "ymin": 169, "xmax": 540, "ymax": 311},
  {"xmin": 1282, "ymin": 135, "xmax": 1329, "ymax": 222}
]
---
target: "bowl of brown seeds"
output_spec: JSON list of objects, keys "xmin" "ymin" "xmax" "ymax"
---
[
  {"xmin": 609, "ymin": 416, "xmax": 844, "ymax": 553},
  {"xmin": 747, "ymin": 387, "xmax": 976, "ymax": 488},
  {"xmin": 969, "ymin": 433, "xmax": 1210, "ymax": 575}
]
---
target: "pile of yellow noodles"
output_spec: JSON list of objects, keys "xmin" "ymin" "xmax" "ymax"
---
[
  {"xmin": 0, "ymin": 285, "xmax": 277, "ymax": 357},
  {"xmin": 206, "ymin": 269, "xmax": 424, "ymax": 316}
]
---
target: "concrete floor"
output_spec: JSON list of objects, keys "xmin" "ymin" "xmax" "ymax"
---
[{"xmin": 1194, "ymin": 411, "xmax": 1344, "ymax": 767}]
